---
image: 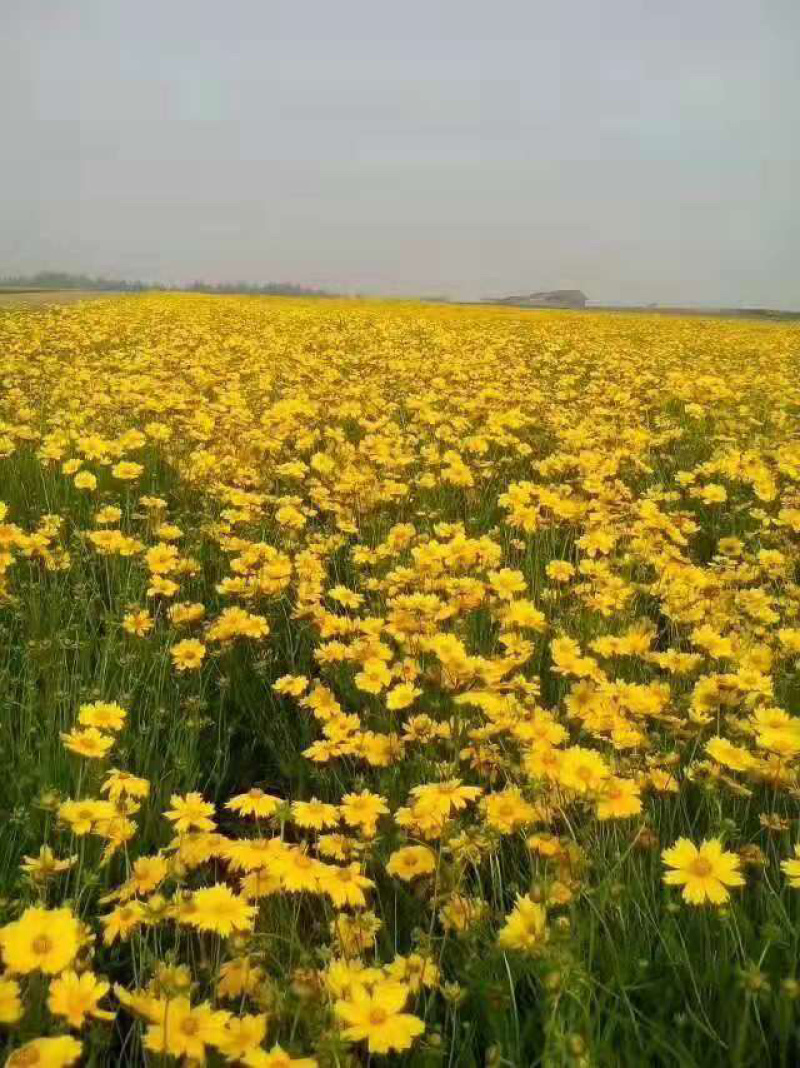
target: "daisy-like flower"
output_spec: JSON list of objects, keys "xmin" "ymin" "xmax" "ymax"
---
[
  {"xmin": 184, "ymin": 885, "xmax": 256, "ymax": 936},
  {"xmin": 227, "ymin": 788, "xmax": 283, "ymax": 819},
  {"xmin": 385, "ymin": 845, "xmax": 437, "ymax": 882},
  {"xmin": 171, "ymin": 638, "xmax": 206, "ymax": 671},
  {"xmin": 164, "ymin": 792, "xmax": 216, "ymax": 833},
  {"xmin": 335, "ymin": 980, "xmax": 424, "ymax": 1055},
  {"xmin": 781, "ymin": 844, "xmax": 800, "ymax": 888},
  {"xmin": 60, "ymin": 726, "xmax": 115, "ymax": 759},
  {"xmin": 662, "ymin": 837, "xmax": 745, "ymax": 905},
  {"xmin": 78, "ymin": 701, "xmax": 127, "ymax": 731}
]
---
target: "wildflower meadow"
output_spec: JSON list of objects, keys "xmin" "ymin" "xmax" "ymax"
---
[{"xmin": 0, "ymin": 295, "xmax": 799, "ymax": 1067}]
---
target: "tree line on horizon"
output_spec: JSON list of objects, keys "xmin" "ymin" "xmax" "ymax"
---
[{"xmin": 0, "ymin": 270, "xmax": 334, "ymax": 297}]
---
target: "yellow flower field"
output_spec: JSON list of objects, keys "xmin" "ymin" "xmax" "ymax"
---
[{"xmin": 0, "ymin": 295, "xmax": 799, "ymax": 1066}]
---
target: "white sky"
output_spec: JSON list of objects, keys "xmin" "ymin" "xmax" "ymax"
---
[{"xmin": 3, "ymin": 0, "xmax": 799, "ymax": 306}]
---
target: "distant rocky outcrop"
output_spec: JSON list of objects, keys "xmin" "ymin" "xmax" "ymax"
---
[{"xmin": 492, "ymin": 289, "xmax": 587, "ymax": 309}]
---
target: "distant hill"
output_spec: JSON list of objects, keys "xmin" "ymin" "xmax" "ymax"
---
[
  {"xmin": 0, "ymin": 271, "xmax": 334, "ymax": 298},
  {"xmin": 489, "ymin": 289, "xmax": 588, "ymax": 309}
]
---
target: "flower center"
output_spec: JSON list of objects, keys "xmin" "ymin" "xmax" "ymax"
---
[
  {"xmin": 181, "ymin": 1016, "xmax": 200, "ymax": 1036},
  {"xmin": 10, "ymin": 1049, "xmax": 41, "ymax": 1067},
  {"xmin": 690, "ymin": 857, "xmax": 713, "ymax": 878},
  {"xmin": 32, "ymin": 934, "xmax": 53, "ymax": 955},
  {"xmin": 369, "ymin": 1007, "xmax": 388, "ymax": 1025}
]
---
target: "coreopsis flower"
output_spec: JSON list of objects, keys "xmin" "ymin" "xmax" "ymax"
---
[
  {"xmin": 241, "ymin": 1046, "xmax": 318, "ymax": 1068},
  {"xmin": 77, "ymin": 700, "xmax": 127, "ymax": 731},
  {"xmin": 169, "ymin": 601, "xmax": 206, "ymax": 625},
  {"xmin": 60, "ymin": 726, "xmax": 114, "ymax": 759},
  {"xmin": 227, "ymin": 788, "xmax": 282, "ymax": 819},
  {"xmin": 114, "ymin": 855, "xmax": 168, "ymax": 901},
  {"xmin": 546, "ymin": 559, "xmax": 575, "ymax": 582},
  {"xmin": 217, "ymin": 957, "xmax": 266, "ymax": 1000},
  {"xmin": 21, "ymin": 845, "xmax": 77, "ymax": 883},
  {"xmin": 148, "ymin": 575, "xmax": 179, "ymax": 597},
  {"xmin": 331, "ymin": 911, "xmax": 382, "ymax": 956},
  {"xmin": 217, "ymin": 1013, "xmax": 269, "ymax": 1059},
  {"xmin": 595, "ymin": 776, "xmax": 643, "ymax": 820},
  {"xmin": 318, "ymin": 862, "xmax": 375, "ymax": 908},
  {"xmin": 781, "ymin": 844, "xmax": 800, "ymax": 888},
  {"xmin": 0, "ymin": 976, "xmax": 22, "ymax": 1023},
  {"xmin": 335, "ymin": 980, "xmax": 425, "ymax": 1055},
  {"xmin": 74, "ymin": 470, "xmax": 97, "ymax": 491},
  {"xmin": 171, "ymin": 638, "xmax": 206, "ymax": 671},
  {"xmin": 483, "ymin": 788, "xmax": 537, "ymax": 833},
  {"xmin": 291, "ymin": 798, "xmax": 340, "ymax": 830},
  {"xmin": 339, "ymin": 790, "xmax": 389, "ymax": 835},
  {"xmin": 385, "ymin": 845, "xmax": 437, "ymax": 882},
  {"xmin": 354, "ymin": 657, "xmax": 392, "ymax": 694},
  {"xmin": 102, "ymin": 768, "xmax": 150, "ymax": 801},
  {"xmin": 47, "ymin": 970, "xmax": 114, "ymax": 1028},
  {"xmin": 273, "ymin": 673, "xmax": 309, "ymax": 696},
  {"xmin": 184, "ymin": 885, "xmax": 256, "ymax": 936},
  {"xmin": 385, "ymin": 952, "xmax": 440, "ymax": 992},
  {"xmin": 122, "ymin": 608, "xmax": 154, "ymax": 636},
  {"xmin": 497, "ymin": 894, "xmax": 549, "ymax": 952},
  {"xmin": 0, "ymin": 906, "xmax": 81, "ymax": 974},
  {"xmin": 272, "ymin": 848, "xmax": 324, "ymax": 893},
  {"xmin": 385, "ymin": 682, "xmax": 422, "ymax": 710},
  {"xmin": 111, "ymin": 460, "xmax": 144, "ymax": 480},
  {"xmin": 6, "ymin": 1037, "xmax": 82, "ymax": 1067},
  {"xmin": 165, "ymin": 791, "xmax": 216, "ymax": 832},
  {"xmin": 101, "ymin": 902, "xmax": 145, "ymax": 945},
  {"xmin": 143, "ymin": 997, "xmax": 231, "ymax": 1061},
  {"xmin": 662, "ymin": 838, "xmax": 745, "ymax": 905}
]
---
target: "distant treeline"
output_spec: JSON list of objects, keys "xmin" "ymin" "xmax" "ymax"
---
[{"xmin": 0, "ymin": 271, "xmax": 334, "ymax": 297}]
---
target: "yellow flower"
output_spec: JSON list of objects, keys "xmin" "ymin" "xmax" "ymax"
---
[
  {"xmin": 143, "ymin": 997, "xmax": 231, "ymax": 1061},
  {"xmin": 111, "ymin": 460, "xmax": 144, "ymax": 480},
  {"xmin": 386, "ymin": 683, "xmax": 421, "ymax": 710},
  {"xmin": 483, "ymin": 788, "xmax": 537, "ymax": 834},
  {"xmin": 354, "ymin": 657, "xmax": 392, "ymax": 694},
  {"xmin": 184, "ymin": 885, "xmax": 257, "ymax": 936},
  {"xmin": 6, "ymin": 1036, "xmax": 82, "ymax": 1067},
  {"xmin": 662, "ymin": 838, "xmax": 745, "ymax": 905},
  {"xmin": 165, "ymin": 791, "xmax": 216, "ymax": 832},
  {"xmin": 0, "ymin": 975, "xmax": 22, "ymax": 1023},
  {"xmin": 0, "ymin": 906, "xmax": 81, "ymax": 975},
  {"xmin": 216, "ymin": 957, "xmax": 265, "ymax": 1000},
  {"xmin": 217, "ymin": 1012, "xmax": 269, "ymax": 1059},
  {"xmin": 335, "ymin": 980, "xmax": 425, "ymax": 1055},
  {"xmin": 242, "ymin": 1045, "xmax": 318, "ymax": 1068},
  {"xmin": 291, "ymin": 798, "xmax": 339, "ymax": 830},
  {"xmin": 73, "ymin": 470, "xmax": 97, "ymax": 491},
  {"xmin": 48, "ymin": 970, "xmax": 113, "ymax": 1028},
  {"xmin": 60, "ymin": 726, "xmax": 115, "ymax": 759},
  {"xmin": 272, "ymin": 848, "xmax": 324, "ymax": 894},
  {"xmin": 339, "ymin": 790, "xmax": 389, "ymax": 834},
  {"xmin": 101, "ymin": 902, "xmax": 145, "ymax": 945},
  {"xmin": 385, "ymin": 845, "xmax": 437, "ymax": 882},
  {"xmin": 20, "ymin": 845, "xmax": 77, "ymax": 883},
  {"xmin": 706, "ymin": 736, "xmax": 757, "ymax": 772},
  {"xmin": 171, "ymin": 638, "xmax": 206, "ymax": 671},
  {"xmin": 102, "ymin": 768, "xmax": 150, "ymax": 801},
  {"xmin": 318, "ymin": 862, "xmax": 375, "ymax": 908},
  {"xmin": 595, "ymin": 776, "xmax": 643, "ymax": 820},
  {"xmin": 122, "ymin": 609, "xmax": 154, "ymax": 636},
  {"xmin": 227, "ymin": 788, "xmax": 283, "ymax": 819},
  {"xmin": 497, "ymin": 894, "xmax": 549, "ymax": 952},
  {"xmin": 77, "ymin": 701, "xmax": 127, "ymax": 732},
  {"xmin": 781, "ymin": 844, "xmax": 800, "ymax": 888}
]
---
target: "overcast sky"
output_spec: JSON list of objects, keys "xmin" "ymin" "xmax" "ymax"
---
[{"xmin": 3, "ymin": 0, "xmax": 799, "ymax": 306}]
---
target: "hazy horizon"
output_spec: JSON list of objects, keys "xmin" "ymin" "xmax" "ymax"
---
[{"xmin": 3, "ymin": 0, "xmax": 799, "ymax": 307}]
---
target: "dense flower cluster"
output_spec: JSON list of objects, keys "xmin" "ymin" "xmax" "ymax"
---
[{"xmin": 0, "ymin": 295, "xmax": 799, "ymax": 1065}]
